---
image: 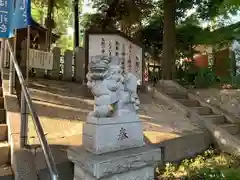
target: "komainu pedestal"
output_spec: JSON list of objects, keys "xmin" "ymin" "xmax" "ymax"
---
[
  {"xmin": 83, "ymin": 112, "xmax": 145, "ymax": 154},
  {"xmin": 68, "ymin": 145, "xmax": 161, "ymax": 180},
  {"xmin": 67, "ymin": 55, "xmax": 161, "ymax": 180}
]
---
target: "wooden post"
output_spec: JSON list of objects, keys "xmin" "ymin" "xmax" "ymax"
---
[
  {"xmin": 63, "ymin": 50, "xmax": 73, "ymax": 81},
  {"xmin": 51, "ymin": 47, "xmax": 61, "ymax": 79},
  {"xmin": 75, "ymin": 47, "xmax": 85, "ymax": 83}
]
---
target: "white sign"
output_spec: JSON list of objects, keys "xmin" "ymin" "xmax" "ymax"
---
[
  {"xmin": 88, "ymin": 34, "xmax": 143, "ymax": 84},
  {"xmin": 231, "ymin": 40, "xmax": 240, "ymax": 75},
  {"xmin": 29, "ymin": 49, "xmax": 53, "ymax": 70}
]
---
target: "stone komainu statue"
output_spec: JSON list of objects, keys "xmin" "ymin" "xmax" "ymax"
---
[{"xmin": 86, "ymin": 55, "xmax": 140, "ymax": 118}]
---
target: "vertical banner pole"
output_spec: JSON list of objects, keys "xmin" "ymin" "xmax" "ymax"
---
[
  {"xmin": 0, "ymin": 39, "xmax": 5, "ymax": 70},
  {"xmin": 9, "ymin": 29, "xmax": 17, "ymax": 94},
  {"xmin": 13, "ymin": 30, "xmax": 16, "ymax": 86},
  {"xmin": 4, "ymin": 40, "xmax": 8, "ymax": 68},
  {"xmin": 26, "ymin": 25, "xmax": 30, "ymax": 83},
  {"xmin": 20, "ymin": 90, "xmax": 28, "ymax": 148},
  {"xmin": 21, "ymin": 26, "xmax": 31, "ymax": 146}
]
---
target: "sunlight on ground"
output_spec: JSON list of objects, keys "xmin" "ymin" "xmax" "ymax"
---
[
  {"xmin": 144, "ymin": 131, "xmax": 179, "ymax": 144},
  {"xmin": 138, "ymin": 114, "xmax": 153, "ymax": 120},
  {"xmin": 27, "ymin": 115, "xmax": 84, "ymax": 145},
  {"xmin": 26, "ymin": 79, "xmax": 199, "ymax": 146},
  {"xmin": 32, "ymin": 99, "xmax": 90, "ymax": 113},
  {"xmin": 30, "ymin": 88, "xmax": 95, "ymax": 106}
]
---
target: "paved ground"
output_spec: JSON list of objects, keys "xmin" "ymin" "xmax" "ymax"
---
[{"xmin": 26, "ymin": 79, "xmax": 199, "ymax": 146}]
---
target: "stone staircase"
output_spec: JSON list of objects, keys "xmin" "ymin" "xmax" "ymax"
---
[
  {"xmin": 0, "ymin": 80, "xmax": 13, "ymax": 180},
  {"xmin": 157, "ymin": 81, "xmax": 240, "ymax": 155}
]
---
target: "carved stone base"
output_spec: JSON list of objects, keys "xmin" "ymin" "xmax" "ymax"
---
[
  {"xmin": 67, "ymin": 145, "xmax": 162, "ymax": 180},
  {"xmin": 83, "ymin": 112, "xmax": 145, "ymax": 154}
]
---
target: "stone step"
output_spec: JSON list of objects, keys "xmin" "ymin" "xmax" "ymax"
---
[
  {"xmin": 157, "ymin": 85, "xmax": 180, "ymax": 92},
  {"xmin": 201, "ymin": 115, "xmax": 226, "ymax": 124},
  {"xmin": 166, "ymin": 92, "xmax": 188, "ymax": 99},
  {"xmin": 0, "ymin": 165, "xmax": 13, "ymax": 180},
  {"xmin": 0, "ymin": 142, "xmax": 10, "ymax": 166},
  {"xmin": 0, "ymin": 124, "xmax": 7, "ymax": 141},
  {"xmin": 191, "ymin": 107, "xmax": 212, "ymax": 115},
  {"xmin": 164, "ymin": 89, "xmax": 182, "ymax": 94},
  {"xmin": 0, "ymin": 88, "xmax": 3, "ymax": 97},
  {"xmin": 220, "ymin": 124, "xmax": 240, "ymax": 135},
  {"xmin": 0, "ymin": 98, "xmax": 4, "ymax": 109},
  {"xmin": 233, "ymin": 133, "xmax": 240, "ymax": 140},
  {"xmin": 177, "ymin": 99, "xmax": 200, "ymax": 107},
  {"xmin": 0, "ymin": 109, "xmax": 6, "ymax": 124}
]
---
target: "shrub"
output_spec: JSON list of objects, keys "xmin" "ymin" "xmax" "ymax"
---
[
  {"xmin": 218, "ymin": 75, "xmax": 240, "ymax": 89},
  {"xmin": 194, "ymin": 67, "xmax": 219, "ymax": 88},
  {"xmin": 157, "ymin": 148, "xmax": 240, "ymax": 180},
  {"xmin": 183, "ymin": 167, "xmax": 225, "ymax": 180}
]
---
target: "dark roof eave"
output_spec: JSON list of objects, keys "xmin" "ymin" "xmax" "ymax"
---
[{"xmin": 30, "ymin": 18, "xmax": 60, "ymax": 40}]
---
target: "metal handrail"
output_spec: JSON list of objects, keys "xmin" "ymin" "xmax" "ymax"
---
[{"xmin": 6, "ymin": 40, "xmax": 59, "ymax": 180}]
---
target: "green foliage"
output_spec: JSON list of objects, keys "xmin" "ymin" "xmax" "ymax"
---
[
  {"xmin": 136, "ymin": 16, "xmax": 163, "ymax": 55},
  {"xmin": 194, "ymin": 67, "xmax": 219, "ymax": 88},
  {"xmin": 137, "ymin": 0, "xmax": 240, "ymax": 58},
  {"xmin": 87, "ymin": 0, "xmax": 154, "ymax": 35},
  {"xmin": 221, "ymin": 168, "xmax": 240, "ymax": 180},
  {"xmin": 55, "ymin": 35, "xmax": 74, "ymax": 51},
  {"xmin": 217, "ymin": 75, "xmax": 240, "ymax": 89},
  {"xmin": 176, "ymin": 24, "xmax": 212, "ymax": 56},
  {"xmin": 32, "ymin": 0, "xmax": 69, "ymax": 10},
  {"xmin": 184, "ymin": 168, "xmax": 225, "ymax": 180},
  {"xmin": 157, "ymin": 148, "xmax": 240, "ymax": 180},
  {"xmin": 230, "ymin": 75, "xmax": 240, "ymax": 87},
  {"xmin": 175, "ymin": 64, "xmax": 198, "ymax": 86},
  {"xmin": 80, "ymin": 13, "xmax": 105, "ymax": 29},
  {"xmin": 81, "ymin": 0, "xmax": 240, "ymax": 55},
  {"xmin": 224, "ymin": 0, "xmax": 240, "ymax": 6},
  {"xmin": 176, "ymin": 65, "xmax": 220, "ymax": 88},
  {"xmin": 31, "ymin": 0, "xmax": 75, "ymax": 51}
]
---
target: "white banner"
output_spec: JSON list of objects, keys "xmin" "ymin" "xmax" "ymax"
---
[{"xmin": 29, "ymin": 49, "xmax": 53, "ymax": 70}]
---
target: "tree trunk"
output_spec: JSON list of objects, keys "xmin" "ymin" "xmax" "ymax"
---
[
  {"xmin": 162, "ymin": 0, "xmax": 176, "ymax": 80},
  {"xmin": 40, "ymin": 3, "xmax": 45, "ymax": 25},
  {"xmin": 101, "ymin": 0, "xmax": 119, "ymax": 29},
  {"xmin": 46, "ymin": 0, "xmax": 54, "ymax": 51},
  {"xmin": 73, "ymin": 0, "xmax": 79, "ymax": 48}
]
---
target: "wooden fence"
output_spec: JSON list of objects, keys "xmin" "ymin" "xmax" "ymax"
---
[
  {"xmin": 2, "ymin": 42, "xmax": 85, "ymax": 83},
  {"xmin": 29, "ymin": 47, "xmax": 85, "ymax": 82}
]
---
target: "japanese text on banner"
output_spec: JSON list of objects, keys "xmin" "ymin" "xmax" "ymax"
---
[
  {"xmin": 12, "ymin": 0, "xmax": 31, "ymax": 29},
  {"xmin": 0, "ymin": 0, "xmax": 13, "ymax": 38}
]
